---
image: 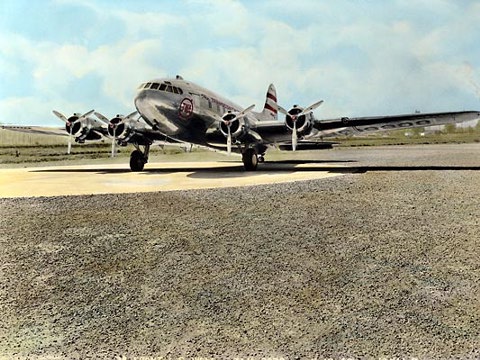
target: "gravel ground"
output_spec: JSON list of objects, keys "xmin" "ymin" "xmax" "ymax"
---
[{"xmin": 1, "ymin": 144, "xmax": 480, "ymax": 359}]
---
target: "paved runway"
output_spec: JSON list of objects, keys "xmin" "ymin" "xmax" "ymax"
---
[
  {"xmin": 0, "ymin": 161, "xmax": 346, "ymax": 198},
  {"xmin": 2, "ymin": 144, "xmax": 480, "ymax": 358}
]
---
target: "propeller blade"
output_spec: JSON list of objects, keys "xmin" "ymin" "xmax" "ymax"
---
[
  {"xmin": 67, "ymin": 125, "xmax": 73, "ymax": 155},
  {"xmin": 237, "ymin": 104, "xmax": 255, "ymax": 118},
  {"xmin": 111, "ymin": 135, "xmax": 116, "ymax": 158},
  {"xmin": 52, "ymin": 110, "xmax": 68, "ymax": 123},
  {"xmin": 227, "ymin": 126, "xmax": 232, "ymax": 156},
  {"xmin": 292, "ymin": 121, "xmax": 297, "ymax": 151},
  {"xmin": 94, "ymin": 111, "xmax": 110, "ymax": 124},
  {"xmin": 81, "ymin": 109, "xmax": 95, "ymax": 119},
  {"xmin": 125, "ymin": 110, "xmax": 138, "ymax": 120},
  {"xmin": 276, "ymin": 104, "xmax": 289, "ymax": 115},
  {"xmin": 298, "ymin": 100, "xmax": 324, "ymax": 117}
]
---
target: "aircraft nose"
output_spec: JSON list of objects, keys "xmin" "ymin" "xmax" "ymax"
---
[
  {"xmin": 134, "ymin": 89, "xmax": 147, "ymax": 108},
  {"xmin": 134, "ymin": 89, "xmax": 181, "ymax": 134},
  {"xmin": 134, "ymin": 92, "xmax": 154, "ymax": 123}
]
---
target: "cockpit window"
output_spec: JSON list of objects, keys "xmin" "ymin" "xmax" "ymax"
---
[
  {"xmin": 147, "ymin": 82, "xmax": 184, "ymax": 95},
  {"xmin": 138, "ymin": 83, "xmax": 145, "ymax": 89}
]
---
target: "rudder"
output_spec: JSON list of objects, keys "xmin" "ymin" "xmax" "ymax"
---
[{"xmin": 260, "ymin": 84, "xmax": 278, "ymax": 120}]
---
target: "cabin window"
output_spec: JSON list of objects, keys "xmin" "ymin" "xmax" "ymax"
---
[{"xmin": 151, "ymin": 83, "xmax": 159, "ymax": 90}]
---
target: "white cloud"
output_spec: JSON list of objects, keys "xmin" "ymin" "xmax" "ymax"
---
[
  {"xmin": 114, "ymin": 10, "xmax": 188, "ymax": 39},
  {"xmin": 2, "ymin": 0, "xmax": 480, "ymax": 127},
  {"xmin": 0, "ymin": 96, "xmax": 86, "ymax": 125}
]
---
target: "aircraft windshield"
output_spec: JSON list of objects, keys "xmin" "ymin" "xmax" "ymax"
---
[{"xmin": 145, "ymin": 82, "xmax": 183, "ymax": 95}]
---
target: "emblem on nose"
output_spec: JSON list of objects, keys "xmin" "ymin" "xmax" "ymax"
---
[{"xmin": 179, "ymin": 98, "xmax": 194, "ymax": 119}]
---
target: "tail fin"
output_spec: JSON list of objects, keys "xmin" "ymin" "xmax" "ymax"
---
[{"xmin": 258, "ymin": 84, "xmax": 278, "ymax": 120}]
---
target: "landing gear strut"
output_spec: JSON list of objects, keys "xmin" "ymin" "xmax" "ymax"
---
[
  {"xmin": 130, "ymin": 143, "xmax": 150, "ymax": 171},
  {"xmin": 242, "ymin": 148, "xmax": 258, "ymax": 171}
]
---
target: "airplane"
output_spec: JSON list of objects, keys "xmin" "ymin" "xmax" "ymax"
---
[{"xmin": 4, "ymin": 74, "xmax": 480, "ymax": 171}]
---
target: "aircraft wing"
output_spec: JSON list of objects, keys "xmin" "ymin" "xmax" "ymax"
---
[
  {"xmin": 1, "ymin": 125, "xmax": 68, "ymax": 137},
  {"xmin": 1, "ymin": 121, "xmax": 184, "ymax": 145},
  {"xmin": 312, "ymin": 110, "xmax": 480, "ymax": 137},
  {"xmin": 243, "ymin": 110, "xmax": 480, "ymax": 151}
]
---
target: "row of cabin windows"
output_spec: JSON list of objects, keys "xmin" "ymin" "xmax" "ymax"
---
[{"xmin": 141, "ymin": 82, "xmax": 183, "ymax": 95}]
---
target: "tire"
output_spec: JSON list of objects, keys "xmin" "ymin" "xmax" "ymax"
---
[
  {"xmin": 130, "ymin": 150, "xmax": 145, "ymax": 171},
  {"xmin": 242, "ymin": 148, "xmax": 258, "ymax": 171}
]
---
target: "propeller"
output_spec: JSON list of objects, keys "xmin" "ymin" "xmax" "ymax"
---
[
  {"xmin": 221, "ymin": 104, "xmax": 255, "ymax": 155},
  {"xmin": 53, "ymin": 110, "xmax": 91, "ymax": 154},
  {"xmin": 276, "ymin": 100, "xmax": 324, "ymax": 151},
  {"xmin": 95, "ymin": 111, "xmax": 138, "ymax": 158}
]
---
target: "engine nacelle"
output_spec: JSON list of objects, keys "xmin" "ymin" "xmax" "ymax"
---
[
  {"xmin": 219, "ymin": 111, "xmax": 247, "ymax": 139},
  {"xmin": 285, "ymin": 105, "xmax": 313, "ymax": 135},
  {"xmin": 115, "ymin": 118, "xmax": 147, "ymax": 142},
  {"xmin": 66, "ymin": 114, "xmax": 104, "ymax": 141}
]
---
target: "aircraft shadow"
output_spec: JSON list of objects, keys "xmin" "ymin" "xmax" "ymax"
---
[
  {"xmin": 186, "ymin": 163, "xmax": 480, "ymax": 180},
  {"xmin": 30, "ymin": 161, "xmax": 480, "ymax": 178}
]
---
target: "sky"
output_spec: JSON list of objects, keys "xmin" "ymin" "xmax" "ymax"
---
[{"xmin": 1, "ymin": 0, "xmax": 480, "ymax": 126}]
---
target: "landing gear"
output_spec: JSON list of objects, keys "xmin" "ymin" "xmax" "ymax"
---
[
  {"xmin": 130, "ymin": 150, "xmax": 145, "ymax": 171},
  {"xmin": 258, "ymin": 154, "xmax": 265, "ymax": 163},
  {"xmin": 242, "ymin": 148, "xmax": 258, "ymax": 171},
  {"xmin": 129, "ymin": 143, "xmax": 150, "ymax": 172}
]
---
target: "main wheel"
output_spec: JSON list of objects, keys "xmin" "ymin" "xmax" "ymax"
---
[
  {"xmin": 130, "ymin": 150, "xmax": 145, "ymax": 171},
  {"xmin": 242, "ymin": 148, "xmax": 258, "ymax": 171}
]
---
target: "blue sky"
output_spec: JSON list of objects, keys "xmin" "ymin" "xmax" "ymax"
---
[{"xmin": 1, "ymin": 0, "xmax": 480, "ymax": 125}]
